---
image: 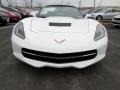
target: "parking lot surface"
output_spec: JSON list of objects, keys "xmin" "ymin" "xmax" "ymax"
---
[{"xmin": 0, "ymin": 23, "xmax": 120, "ymax": 90}]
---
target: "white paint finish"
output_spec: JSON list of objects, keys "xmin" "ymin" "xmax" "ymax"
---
[
  {"xmin": 31, "ymin": 17, "xmax": 89, "ymax": 33},
  {"xmin": 11, "ymin": 9, "xmax": 108, "ymax": 68}
]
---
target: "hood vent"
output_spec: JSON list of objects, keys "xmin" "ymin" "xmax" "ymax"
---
[{"xmin": 49, "ymin": 22, "xmax": 71, "ymax": 27}]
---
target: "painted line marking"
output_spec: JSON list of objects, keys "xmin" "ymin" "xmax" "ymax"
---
[
  {"xmin": 0, "ymin": 25, "xmax": 14, "ymax": 30},
  {"xmin": 109, "ymin": 40, "xmax": 120, "ymax": 47}
]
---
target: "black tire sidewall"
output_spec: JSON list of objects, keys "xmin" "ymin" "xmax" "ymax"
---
[{"xmin": 96, "ymin": 16, "xmax": 102, "ymax": 21}]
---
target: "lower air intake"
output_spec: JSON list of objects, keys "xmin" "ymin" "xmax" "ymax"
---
[{"xmin": 22, "ymin": 48, "xmax": 97, "ymax": 64}]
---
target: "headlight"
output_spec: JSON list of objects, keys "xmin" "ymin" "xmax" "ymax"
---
[
  {"xmin": 14, "ymin": 22, "xmax": 25, "ymax": 39},
  {"xmin": 94, "ymin": 24, "xmax": 105, "ymax": 41}
]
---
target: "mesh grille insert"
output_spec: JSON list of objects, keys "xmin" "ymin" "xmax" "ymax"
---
[{"xmin": 22, "ymin": 48, "xmax": 97, "ymax": 64}]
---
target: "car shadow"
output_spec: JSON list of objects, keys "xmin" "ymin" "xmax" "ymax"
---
[{"xmin": 16, "ymin": 59, "xmax": 104, "ymax": 76}]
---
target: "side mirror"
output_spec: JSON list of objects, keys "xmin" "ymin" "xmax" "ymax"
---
[
  {"xmin": 35, "ymin": 11, "xmax": 40, "ymax": 17},
  {"xmin": 36, "ymin": 13, "xmax": 40, "ymax": 17}
]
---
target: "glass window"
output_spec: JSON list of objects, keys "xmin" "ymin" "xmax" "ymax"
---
[{"xmin": 37, "ymin": 6, "xmax": 83, "ymax": 19}]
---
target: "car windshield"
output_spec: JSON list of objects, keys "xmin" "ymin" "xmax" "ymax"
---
[
  {"xmin": 0, "ymin": 7, "xmax": 8, "ymax": 12},
  {"xmin": 4, "ymin": 7, "xmax": 19, "ymax": 12},
  {"xmin": 11, "ymin": 8, "xmax": 19, "ymax": 12},
  {"xmin": 95, "ymin": 9, "xmax": 108, "ymax": 13},
  {"xmin": 37, "ymin": 6, "xmax": 83, "ymax": 19},
  {"xmin": 92, "ymin": 9, "xmax": 102, "ymax": 13},
  {"xmin": 4, "ymin": 7, "xmax": 13, "ymax": 11}
]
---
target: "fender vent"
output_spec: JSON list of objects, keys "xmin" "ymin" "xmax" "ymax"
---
[{"xmin": 49, "ymin": 22, "xmax": 71, "ymax": 27}]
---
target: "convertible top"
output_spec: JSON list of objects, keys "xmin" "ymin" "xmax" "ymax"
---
[{"xmin": 43, "ymin": 5, "xmax": 78, "ymax": 8}]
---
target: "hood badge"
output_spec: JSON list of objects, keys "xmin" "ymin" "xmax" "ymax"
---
[{"xmin": 54, "ymin": 38, "xmax": 65, "ymax": 44}]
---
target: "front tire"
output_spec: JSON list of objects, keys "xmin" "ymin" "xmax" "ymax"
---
[{"xmin": 96, "ymin": 16, "xmax": 103, "ymax": 21}]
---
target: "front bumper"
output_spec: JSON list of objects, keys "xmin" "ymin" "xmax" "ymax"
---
[
  {"xmin": 12, "ymin": 36, "xmax": 108, "ymax": 69},
  {"xmin": 85, "ymin": 14, "xmax": 94, "ymax": 19},
  {"xmin": 0, "ymin": 16, "xmax": 8, "ymax": 24},
  {"xmin": 112, "ymin": 19, "xmax": 120, "ymax": 26}
]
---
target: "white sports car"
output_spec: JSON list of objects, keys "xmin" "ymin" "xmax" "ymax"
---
[{"xmin": 11, "ymin": 5, "xmax": 108, "ymax": 68}]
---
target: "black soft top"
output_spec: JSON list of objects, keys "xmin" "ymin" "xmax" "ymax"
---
[{"xmin": 44, "ymin": 5, "xmax": 78, "ymax": 8}]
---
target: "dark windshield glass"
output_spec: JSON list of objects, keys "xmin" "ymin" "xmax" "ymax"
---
[{"xmin": 37, "ymin": 6, "xmax": 83, "ymax": 19}]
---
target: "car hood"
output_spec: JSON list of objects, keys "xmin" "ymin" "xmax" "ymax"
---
[
  {"xmin": 20, "ymin": 18, "xmax": 99, "ymax": 53},
  {"xmin": 30, "ymin": 17, "xmax": 89, "ymax": 34},
  {"xmin": 114, "ymin": 15, "xmax": 120, "ymax": 18},
  {"xmin": 0, "ymin": 12, "xmax": 7, "ymax": 16}
]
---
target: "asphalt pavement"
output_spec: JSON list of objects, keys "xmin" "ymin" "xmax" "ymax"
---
[{"xmin": 0, "ymin": 23, "xmax": 120, "ymax": 90}]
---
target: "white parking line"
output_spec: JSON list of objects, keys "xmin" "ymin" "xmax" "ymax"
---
[
  {"xmin": 0, "ymin": 25, "xmax": 14, "ymax": 30},
  {"xmin": 102, "ymin": 22, "xmax": 112, "ymax": 25},
  {"xmin": 109, "ymin": 40, "xmax": 120, "ymax": 47}
]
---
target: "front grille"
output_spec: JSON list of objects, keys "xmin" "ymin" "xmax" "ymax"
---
[
  {"xmin": 49, "ymin": 22, "xmax": 71, "ymax": 27},
  {"xmin": 114, "ymin": 18, "xmax": 120, "ymax": 20},
  {"xmin": 112, "ymin": 21, "xmax": 120, "ymax": 24},
  {"xmin": 22, "ymin": 48, "xmax": 97, "ymax": 64}
]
